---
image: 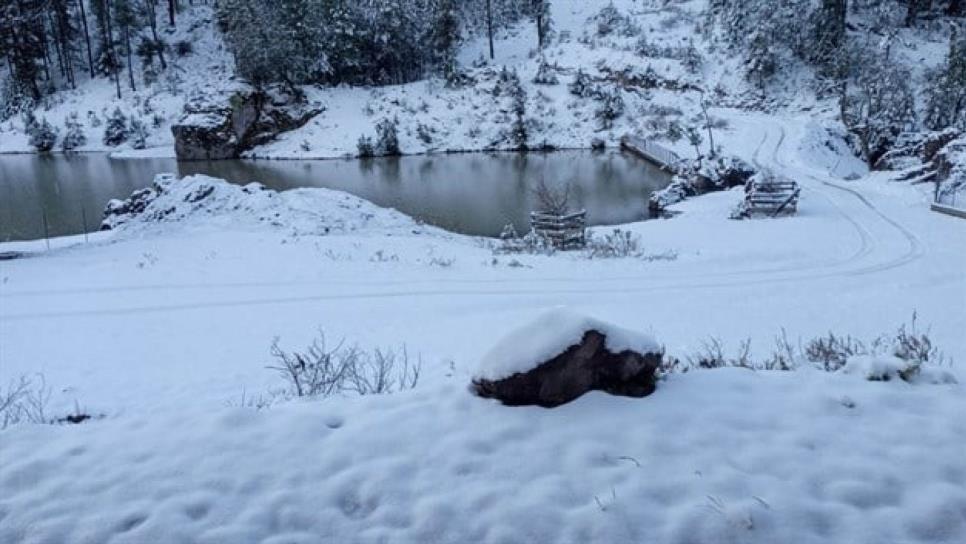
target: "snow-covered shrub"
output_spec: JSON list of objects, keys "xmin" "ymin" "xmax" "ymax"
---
[
  {"xmin": 492, "ymin": 66, "xmax": 521, "ymax": 97},
  {"xmin": 589, "ymin": 3, "xmax": 639, "ymax": 37},
  {"xmin": 375, "ymin": 117, "xmax": 401, "ymax": 156},
  {"xmin": 357, "ymin": 135, "xmax": 376, "ymax": 157},
  {"xmin": 533, "ymin": 58, "xmax": 559, "ymax": 85},
  {"xmin": 682, "ymin": 40, "xmax": 703, "ymax": 74},
  {"xmin": 804, "ymin": 333, "xmax": 865, "ymax": 372},
  {"xmin": 268, "ymin": 332, "xmax": 420, "ymax": 398},
  {"xmin": 595, "ymin": 87, "xmax": 625, "ymax": 129},
  {"xmin": 28, "ymin": 117, "xmax": 57, "ymax": 152},
  {"xmin": 129, "ymin": 117, "xmax": 149, "ymax": 150},
  {"xmin": 103, "ymin": 108, "xmax": 129, "ymax": 147},
  {"xmin": 61, "ymin": 112, "xmax": 87, "ymax": 152},
  {"xmin": 568, "ymin": 69, "xmax": 597, "ymax": 98},
  {"xmin": 0, "ymin": 374, "xmax": 50, "ymax": 429},
  {"xmin": 584, "ymin": 229, "xmax": 643, "ymax": 259},
  {"xmin": 416, "ymin": 123, "xmax": 434, "ymax": 145}
]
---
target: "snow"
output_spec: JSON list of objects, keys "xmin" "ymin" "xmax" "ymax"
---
[
  {"xmin": 842, "ymin": 355, "xmax": 958, "ymax": 385},
  {"xmin": 474, "ymin": 307, "xmax": 660, "ymax": 381},
  {"xmin": 2, "ymin": 1, "xmax": 966, "ymax": 542},
  {"xmin": 1, "ymin": 112, "xmax": 965, "ymax": 543}
]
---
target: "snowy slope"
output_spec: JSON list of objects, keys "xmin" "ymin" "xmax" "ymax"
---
[{"xmin": 1, "ymin": 113, "xmax": 964, "ymax": 543}]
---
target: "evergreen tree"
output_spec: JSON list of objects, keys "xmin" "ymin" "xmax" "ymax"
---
[
  {"xmin": 129, "ymin": 116, "xmax": 147, "ymax": 149},
  {"xmin": 28, "ymin": 117, "xmax": 58, "ymax": 152},
  {"xmin": 61, "ymin": 111, "xmax": 87, "ymax": 151},
  {"xmin": 510, "ymin": 75, "xmax": 528, "ymax": 150},
  {"xmin": 433, "ymin": 0, "xmax": 461, "ymax": 83},
  {"xmin": 103, "ymin": 106, "xmax": 128, "ymax": 145}
]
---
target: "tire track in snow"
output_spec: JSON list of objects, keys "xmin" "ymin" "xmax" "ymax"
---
[{"xmin": 0, "ymin": 120, "xmax": 928, "ymax": 321}]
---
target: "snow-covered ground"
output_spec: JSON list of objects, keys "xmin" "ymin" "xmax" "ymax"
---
[{"xmin": 2, "ymin": 113, "xmax": 964, "ymax": 543}]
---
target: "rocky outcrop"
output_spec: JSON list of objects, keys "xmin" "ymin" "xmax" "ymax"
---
[
  {"xmin": 472, "ymin": 329, "xmax": 661, "ymax": 408},
  {"xmin": 172, "ymin": 86, "xmax": 323, "ymax": 160}
]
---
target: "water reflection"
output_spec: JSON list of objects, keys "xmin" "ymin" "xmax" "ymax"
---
[{"xmin": 0, "ymin": 150, "xmax": 671, "ymax": 242}]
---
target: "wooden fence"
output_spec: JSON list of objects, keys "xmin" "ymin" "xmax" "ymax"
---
[
  {"xmin": 742, "ymin": 178, "xmax": 801, "ymax": 217},
  {"xmin": 530, "ymin": 210, "xmax": 587, "ymax": 249}
]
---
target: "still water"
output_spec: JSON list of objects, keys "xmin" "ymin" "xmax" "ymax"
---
[{"xmin": 0, "ymin": 150, "xmax": 672, "ymax": 242}]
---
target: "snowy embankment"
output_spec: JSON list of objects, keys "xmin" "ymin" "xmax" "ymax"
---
[{"xmin": 1, "ymin": 115, "xmax": 965, "ymax": 543}]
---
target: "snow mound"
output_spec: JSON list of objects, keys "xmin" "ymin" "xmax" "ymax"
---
[
  {"xmin": 842, "ymin": 355, "xmax": 958, "ymax": 385},
  {"xmin": 101, "ymin": 174, "xmax": 424, "ymax": 236},
  {"xmin": 475, "ymin": 307, "xmax": 660, "ymax": 381}
]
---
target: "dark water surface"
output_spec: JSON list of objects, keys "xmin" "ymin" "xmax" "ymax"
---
[{"xmin": 0, "ymin": 150, "xmax": 671, "ymax": 241}]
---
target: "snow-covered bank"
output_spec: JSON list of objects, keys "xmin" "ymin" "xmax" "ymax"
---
[{"xmin": 2, "ymin": 368, "xmax": 964, "ymax": 544}]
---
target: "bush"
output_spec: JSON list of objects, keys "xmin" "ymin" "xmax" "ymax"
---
[
  {"xmin": 595, "ymin": 87, "xmax": 625, "ymax": 129},
  {"xmin": 661, "ymin": 314, "xmax": 951, "ymax": 378},
  {"xmin": 103, "ymin": 107, "xmax": 129, "ymax": 146},
  {"xmin": 268, "ymin": 331, "xmax": 420, "ymax": 398},
  {"xmin": 61, "ymin": 112, "xmax": 87, "ymax": 152},
  {"xmin": 357, "ymin": 135, "xmax": 375, "ymax": 157},
  {"xmin": 584, "ymin": 229, "xmax": 642, "ymax": 259},
  {"xmin": 375, "ymin": 117, "xmax": 401, "ymax": 156},
  {"xmin": 0, "ymin": 374, "xmax": 50, "ymax": 429},
  {"xmin": 28, "ymin": 117, "xmax": 58, "ymax": 152},
  {"xmin": 129, "ymin": 117, "xmax": 149, "ymax": 150},
  {"xmin": 569, "ymin": 69, "xmax": 597, "ymax": 98},
  {"xmin": 533, "ymin": 58, "xmax": 559, "ymax": 85}
]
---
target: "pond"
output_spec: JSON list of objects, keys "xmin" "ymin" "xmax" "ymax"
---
[{"xmin": 0, "ymin": 150, "xmax": 672, "ymax": 242}]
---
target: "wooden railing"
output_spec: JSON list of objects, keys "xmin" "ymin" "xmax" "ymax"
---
[
  {"xmin": 530, "ymin": 210, "xmax": 587, "ymax": 249},
  {"xmin": 621, "ymin": 135, "xmax": 682, "ymax": 173}
]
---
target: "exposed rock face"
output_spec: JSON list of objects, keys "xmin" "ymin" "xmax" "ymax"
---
[
  {"xmin": 172, "ymin": 87, "xmax": 323, "ymax": 160},
  {"xmin": 472, "ymin": 330, "xmax": 661, "ymax": 408}
]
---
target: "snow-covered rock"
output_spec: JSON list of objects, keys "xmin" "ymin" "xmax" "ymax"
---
[
  {"xmin": 100, "ymin": 174, "xmax": 424, "ymax": 237},
  {"xmin": 472, "ymin": 308, "xmax": 661, "ymax": 407}
]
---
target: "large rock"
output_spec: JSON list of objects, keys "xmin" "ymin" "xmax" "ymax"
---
[
  {"xmin": 172, "ymin": 86, "xmax": 323, "ymax": 160},
  {"xmin": 472, "ymin": 309, "xmax": 661, "ymax": 407}
]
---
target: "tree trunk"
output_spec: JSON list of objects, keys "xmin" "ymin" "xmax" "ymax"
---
[
  {"xmin": 105, "ymin": 0, "xmax": 122, "ymax": 98},
  {"xmin": 485, "ymin": 0, "xmax": 494, "ymax": 59},
  {"xmin": 78, "ymin": 0, "xmax": 96, "ymax": 78},
  {"xmin": 146, "ymin": 0, "xmax": 167, "ymax": 70},
  {"xmin": 124, "ymin": 24, "xmax": 136, "ymax": 91},
  {"xmin": 168, "ymin": 0, "xmax": 175, "ymax": 26}
]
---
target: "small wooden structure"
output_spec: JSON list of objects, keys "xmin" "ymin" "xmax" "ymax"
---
[
  {"xmin": 530, "ymin": 210, "xmax": 587, "ymax": 249},
  {"xmin": 740, "ymin": 176, "xmax": 801, "ymax": 217},
  {"xmin": 621, "ymin": 135, "xmax": 681, "ymax": 174}
]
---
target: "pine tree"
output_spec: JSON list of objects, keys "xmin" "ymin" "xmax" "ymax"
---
[
  {"xmin": 29, "ymin": 117, "xmax": 58, "ymax": 152},
  {"xmin": 510, "ymin": 78, "xmax": 528, "ymax": 150},
  {"xmin": 433, "ymin": 0, "xmax": 461, "ymax": 83},
  {"xmin": 103, "ymin": 106, "xmax": 128, "ymax": 146},
  {"xmin": 61, "ymin": 111, "xmax": 87, "ymax": 151},
  {"xmin": 129, "ymin": 116, "xmax": 148, "ymax": 149}
]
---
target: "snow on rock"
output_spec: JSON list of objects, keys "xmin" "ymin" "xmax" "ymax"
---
[
  {"xmin": 842, "ymin": 355, "xmax": 958, "ymax": 385},
  {"xmin": 100, "ymin": 174, "xmax": 426, "ymax": 237},
  {"xmin": 474, "ymin": 307, "xmax": 660, "ymax": 382}
]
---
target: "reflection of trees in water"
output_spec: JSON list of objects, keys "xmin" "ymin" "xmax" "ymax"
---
[{"xmin": 6, "ymin": 150, "xmax": 672, "ymax": 240}]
